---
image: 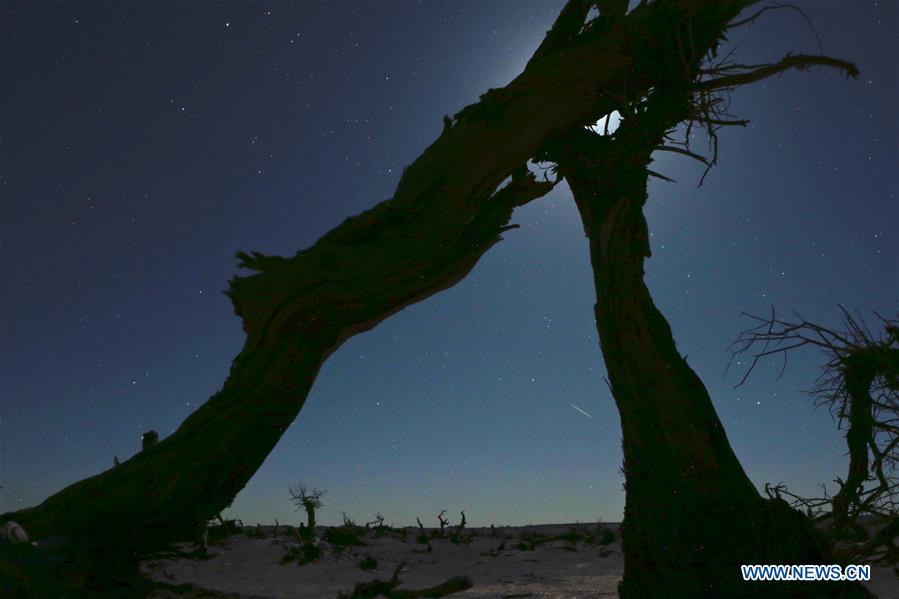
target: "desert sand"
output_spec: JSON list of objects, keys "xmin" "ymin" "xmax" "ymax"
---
[
  {"xmin": 140, "ymin": 523, "xmax": 898, "ymax": 598},
  {"xmin": 142, "ymin": 523, "xmax": 620, "ymax": 598}
]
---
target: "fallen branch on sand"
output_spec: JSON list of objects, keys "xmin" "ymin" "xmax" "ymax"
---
[{"xmin": 337, "ymin": 561, "xmax": 473, "ymax": 599}]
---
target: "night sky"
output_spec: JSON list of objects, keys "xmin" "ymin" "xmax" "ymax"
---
[{"xmin": 1, "ymin": 1, "xmax": 896, "ymax": 529}]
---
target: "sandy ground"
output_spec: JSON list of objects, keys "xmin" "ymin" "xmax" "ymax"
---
[
  {"xmin": 140, "ymin": 523, "xmax": 898, "ymax": 598},
  {"xmin": 142, "ymin": 524, "xmax": 621, "ymax": 598}
]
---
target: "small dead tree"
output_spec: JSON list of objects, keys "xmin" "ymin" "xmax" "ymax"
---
[
  {"xmin": 365, "ymin": 512, "xmax": 384, "ymax": 529},
  {"xmin": 366, "ymin": 512, "xmax": 387, "ymax": 537},
  {"xmin": 437, "ymin": 509, "xmax": 450, "ymax": 534},
  {"xmin": 289, "ymin": 482, "xmax": 326, "ymax": 531},
  {"xmin": 730, "ymin": 305, "xmax": 899, "ymax": 556},
  {"xmin": 450, "ymin": 511, "xmax": 467, "ymax": 544}
]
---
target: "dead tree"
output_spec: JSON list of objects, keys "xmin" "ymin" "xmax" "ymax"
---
[
  {"xmin": 289, "ymin": 482, "xmax": 326, "ymax": 531},
  {"xmin": 538, "ymin": 3, "xmax": 863, "ymax": 596},
  {"xmin": 730, "ymin": 307, "xmax": 899, "ymax": 556},
  {"xmin": 364, "ymin": 513, "xmax": 383, "ymax": 529},
  {"xmin": 366, "ymin": 512, "xmax": 388, "ymax": 537},
  {"xmin": 0, "ymin": 3, "xmax": 865, "ymax": 596},
  {"xmin": 450, "ymin": 511, "xmax": 467, "ymax": 543},
  {"xmin": 437, "ymin": 509, "xmax": 450, "ymax": 534}
]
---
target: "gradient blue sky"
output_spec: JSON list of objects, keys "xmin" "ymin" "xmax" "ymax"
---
[{"xmin": 1, "ymin": 1, "xmax": 896, "ymax": 528}]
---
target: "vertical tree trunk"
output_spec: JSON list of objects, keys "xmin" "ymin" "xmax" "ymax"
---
[
  {"xmin": 831, "ymin": 356, "xmax": 877, "ymax": 534},
  {"xmin": 551, "ymin": 122, "xmax": 869, "ymax": 596}
]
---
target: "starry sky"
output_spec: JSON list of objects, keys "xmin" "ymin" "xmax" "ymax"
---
[{"xmin": 1, "ymin": 1, "xmax": 895, "ymax": 529}]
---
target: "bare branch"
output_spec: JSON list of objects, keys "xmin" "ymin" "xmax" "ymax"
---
[
  {"xmin": 647, "ymin": 169, "xmax": 677, "ymax": 183},
  {"xmin": 289, "ymin": 482, "xmax": 326, "ymax": 510},
  {"xmin": 654, "ymin": 145, "xmax": 710, "ymax": 165},
  {"xmin": 696, "ymin": 53, "xmax": 858, "ymax": 92},
  {"xmin": 728, "ymin": 1, "xmax": 824, "ymax": 55}
]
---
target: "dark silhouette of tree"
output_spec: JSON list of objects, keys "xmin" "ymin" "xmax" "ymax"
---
[
  {"xmin": 437, "ymin": 509, "xmax": 450, "ymax": 535},
  {"xmin": 365, "ymin": 512, "xmax": 385, "ymax": 530},
  {"xmin": 534, "ymin": 2, "xmax": 863, "ymax": 595},
  {"xmin": 544, "ymin": 109, "xmax": 856, "ymax": 598},
  {"xmin": 289, "ymin": 482, "xmax": 326, "ymax": 531},
  {"xmin": 731, "ymin": 306, "xmax": 899, "ymax": 562},
  {"xmin": 0, "ymin": 1, "xmax": 869, "ymax": 596}
]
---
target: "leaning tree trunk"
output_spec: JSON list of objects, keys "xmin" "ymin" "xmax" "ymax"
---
[
  {"xmin": 0, "ymin": 166, "xmax": 554, "ymax": 558},
  {"xmin": 549, "ymin": 88, "xmax": 869, "ymax": 595}
]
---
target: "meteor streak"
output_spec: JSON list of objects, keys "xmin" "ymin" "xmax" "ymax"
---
[{"xmin": 568, "ymin": 403, "xmax": 593, "ymax": 419}]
